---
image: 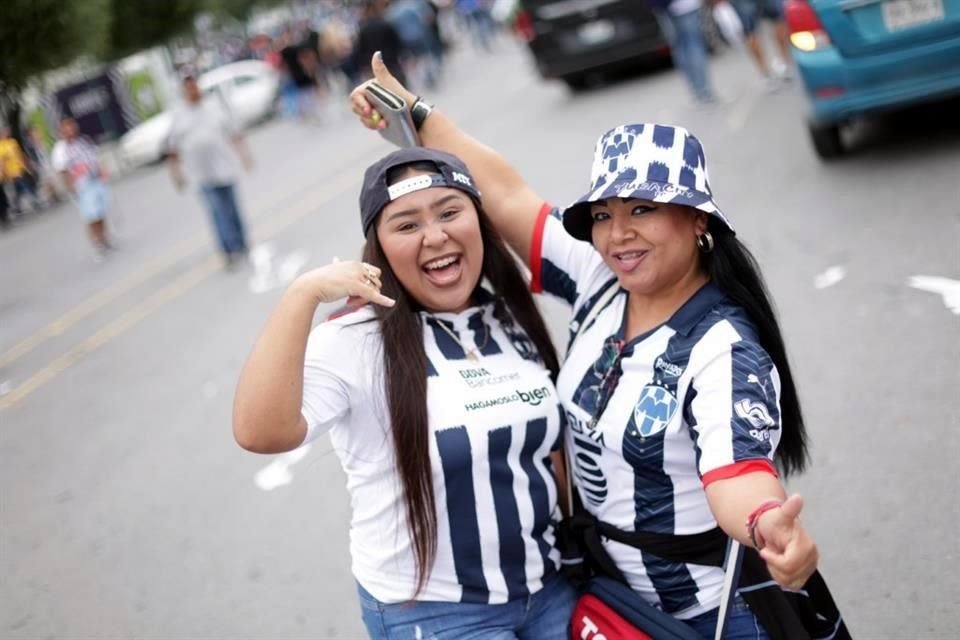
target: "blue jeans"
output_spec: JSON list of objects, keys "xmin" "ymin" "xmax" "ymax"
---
[
  {"xmin": 684, "ymin": 595, "xmax": 771, "ymax": 640},
  {"xmin": 656, "ymin": 9, "xmax": 714, "ymax": 101},
  {"xmin": 12, "ymin": 176, "xmax": 38, "ymax": 210},
  {"xmin": 200, "ymin": 184, "xmax": 247, "ymax": 255},
  {"xmin": 357, "ymin": 574, "xmax": 577, "ymax": 639}
]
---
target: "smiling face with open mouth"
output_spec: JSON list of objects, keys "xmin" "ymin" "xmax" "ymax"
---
[
  {"xmin": 589, "ymin": 197, "xmax": 706, "ymax": 297},
  {"xmin": 376, "ymin": 170, "xmax": 484, "ymax": 313}
]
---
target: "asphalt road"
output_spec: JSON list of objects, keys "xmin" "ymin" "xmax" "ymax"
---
[{"xmin": 2, "ymin": 39, "xmax": 958, "ymax": 640}]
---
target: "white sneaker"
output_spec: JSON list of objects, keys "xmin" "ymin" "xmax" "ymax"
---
[{"xmin": 762, "ymin": 76, "xmax": 782, "ymax": 94}]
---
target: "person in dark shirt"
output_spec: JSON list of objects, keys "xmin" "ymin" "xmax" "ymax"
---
[
  {"xmin": 352, "ymin": 0, "xmax": 408, "ymax": 87},
  {"xmin": 280, "ymin": 28, "xmax": 322, "ymax": 119},
  {"xmin": 280, "ymin": 41, "xmax": 315, "ymax": 89}
]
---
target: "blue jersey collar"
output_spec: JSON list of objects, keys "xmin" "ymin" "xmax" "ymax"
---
[{"xmin": 665, "ymin": 282, "xmax": 727, "ymax": 336}]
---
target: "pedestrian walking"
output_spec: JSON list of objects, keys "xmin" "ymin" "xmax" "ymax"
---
[
  {"xmin": 318, "ymin": 17, "xmax": 359, "ymax": 87},
  {"xmin": 349, "ymin": 58, "xmax": 848, "ymax": 640},
  {"xmin": 167, "ymin": 75, "xmax": 252, "ymax": 268},
  {"xmin": 233, "ymin": 148, "xmax": 578, "ymax": 638},
  {"xmin": 279, "ymin": 29, "xmax": 322, "ymax": 120},
  {"xmin": 352, "ymin": 0, "xmax": 409, "ymax": 87},
  {"xmin": 456, "ymin": 0, "xmax": 496, "ymax": 51},
  {"xmin": 729, "ymin": 0, "xmax": 794, "ymax": 91},
  {"xmin": 0, "ymin": 126, "xmax": 40, "ymax": 214},
  {"xmin": 649, "ymin": 0, "xmax": 716, "ymax": 103},
  {"xmin": 23, "ymin": 126, "xmax": 63, "ymax": 208},
  {"xmin": 51, "ymin": 118, "xmax": 113, "ymax": 259},
  {"xmin": 387, "ymin": 0, "xmax": 442, "ymax": 88}
]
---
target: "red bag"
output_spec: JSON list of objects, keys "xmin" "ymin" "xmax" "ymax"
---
[
  {"xmin": 572, "ymin": 594, "xmax": 655, "ymax": 640},
  {"xmin": 568, "ymin": 577, "xmax": 703, "ymax": 640}
]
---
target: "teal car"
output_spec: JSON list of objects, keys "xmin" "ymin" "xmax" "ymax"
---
[{"xmin": 785, "ymin": 0, "xmax": 960, "ymax": 158}]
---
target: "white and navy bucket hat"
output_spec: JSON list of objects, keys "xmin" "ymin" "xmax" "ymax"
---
[{"xmin": 562, "ymin": 123, "xmax": 734, "ymax": 242}]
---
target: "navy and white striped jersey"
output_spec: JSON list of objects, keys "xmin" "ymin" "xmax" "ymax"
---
[
  {"xmin": 300, "ymin": 298, "xmax": 562, "ymax": 604},
  {"xmin": 532, "ymin": 206, "xmax": 782, "ymax": 619}
]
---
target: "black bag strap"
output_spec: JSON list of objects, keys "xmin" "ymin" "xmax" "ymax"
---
[
  {"xmin": 567, "ymin": 511, "xmax": 744, "ymax": 640},
  {"xmin": 737, "ymin": 551, "xmax": 851, "ymax": 640},
  {"xmin": 594, "ymin": 519, "xmax": 729, "ymax": 567}
]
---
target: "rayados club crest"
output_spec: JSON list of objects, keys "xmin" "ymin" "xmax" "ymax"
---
[{"xmin": 633, "ymin": 383, "xmax": 679, "ymax": 438}]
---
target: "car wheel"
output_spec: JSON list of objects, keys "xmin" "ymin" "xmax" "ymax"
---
[
  {"xmin": 808, "ymin": 121, "xmax": 844, "ymax": 159},
  {"xmin": 562, "ymin": 74, "xmax": 589, "ymax": 92}
]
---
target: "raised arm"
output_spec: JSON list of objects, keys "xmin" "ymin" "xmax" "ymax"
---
[
  {"xmin": 233, "ymin": 260, "xmax": 394, "ymax": 454},
  {"xmin": 350, "ymin": 53, "xmax": 545, "ymax": 267}
]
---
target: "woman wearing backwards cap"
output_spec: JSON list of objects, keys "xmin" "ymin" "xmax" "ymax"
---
[
  {"xmin": 348, "ymin": 56, "xmax": 848, "ymax": 640},
  {"xmin": 233, "ymin": 148, "xmax": 579, "ymax": 637}
]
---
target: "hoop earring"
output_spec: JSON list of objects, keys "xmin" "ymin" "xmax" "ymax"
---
[{"xmin": 696, "ymin": 232, "xmax": 714, "ymax": 253}]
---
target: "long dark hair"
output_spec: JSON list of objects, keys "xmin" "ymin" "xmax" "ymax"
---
[
  {"xmin": 703, "ymin": 218, "xmax": 808, "ymax": 477},
  {"xmin": 360, "ymin": 171, "xmax": 559, "ymax": 597}
]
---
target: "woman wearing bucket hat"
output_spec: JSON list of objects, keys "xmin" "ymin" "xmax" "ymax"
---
[
  {"xmin": 233, "ymin": 147, "xmax": 580, "ymax": 638},
  {"xmin": 348, "ymin": 56, "xmax": 849, "ymax": 640}
]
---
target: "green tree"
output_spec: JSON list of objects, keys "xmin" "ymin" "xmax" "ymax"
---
[
  {"xmin": 0, "ymin": 0, "xmax": 108, "ymax": 125},
  {"xmin": 102, "ymin": 0, "xmax": 207, "ymax": 61}
]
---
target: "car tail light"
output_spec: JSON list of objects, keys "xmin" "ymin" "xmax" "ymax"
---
[
  {"xmin": 514, "ymin": 9, "xmax": 535, "ymax": 42},
  {"xmin": 785, "ymin": 0, "xmax": 832, "ymax": 51}
]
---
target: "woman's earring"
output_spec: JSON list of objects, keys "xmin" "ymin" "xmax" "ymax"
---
[{"xmin": 696, "ymin": 231, "xmax": 715, "ymax": 253}]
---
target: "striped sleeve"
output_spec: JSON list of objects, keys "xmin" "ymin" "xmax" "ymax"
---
[
  {"xmin": 685, "ymin": 323, "xmax": 782, "ymax": 485},
  {"xmin": 529, "ymin": 203, "xmax": 607, "ymax": 310}
]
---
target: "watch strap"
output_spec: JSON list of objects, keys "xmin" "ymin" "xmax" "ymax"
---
[{"xmin": 410, "ymin": 98, "xmax": 434, "ymax": 131}]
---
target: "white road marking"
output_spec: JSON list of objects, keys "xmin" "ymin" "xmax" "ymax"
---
[
  {"xmin": 254, "ymin": 444, "xmax": 312, "ymax": 491},
  {"xmin": 277, "ymin": 250, "xmax": 310, "ymax": 284},
  {"xmin": 814, "ymin": 265, "xmax": 847, "ymax": 289},
  {"xmin": 726, "ymin": 89, "xmax": 759, "ymax": 132},
  {"xmin": 0, "ymin": 380, "xmax": 12, "ymax": 397},
  {"xmin": 248, "ymin": 244, "xmax": 277, "ymax": 294},
  {"xmin": 248, "ymin": 244, "xmax": 310, "ymax": 294},
  {"xmin": 908, "ymin": 276, "xmax": 960, "ymax": 314}
]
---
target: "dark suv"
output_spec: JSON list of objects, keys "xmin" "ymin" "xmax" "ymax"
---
[{"xmin": 514, "ymin": 0, "xmax": 669, "ymax": 89}]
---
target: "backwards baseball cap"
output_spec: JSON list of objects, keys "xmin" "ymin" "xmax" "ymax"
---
[
  {"xmin": 562, "ymin": 123, "xmax": 734, "ymax": 242},
  {"xmin": 359, "ymin": 147, "xmax": 482, "ymax": 235}
]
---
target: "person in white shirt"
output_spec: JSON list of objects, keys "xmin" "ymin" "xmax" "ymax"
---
[
  {"xmin": 233, "ymin": 148, "xmax": 578, "ymax": 638},
  {"xmin": 51, "ymin": 118, "xmax": 113, "ymax": 258},
  {"xmin": 648, "ymin": 0, "xmax": 716, "ymax": 103},
  {"xmin": 167, "ymin": 75, "xmax": 253, "ymax": 267},
  {"xmin": 347, "ymin": 58, "xmax": 848, "ymax": 640}
]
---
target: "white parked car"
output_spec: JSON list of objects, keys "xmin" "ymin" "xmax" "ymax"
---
[{"xmin": 120, "ymin": 60, "xmax": 279, "ymax": 167}]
